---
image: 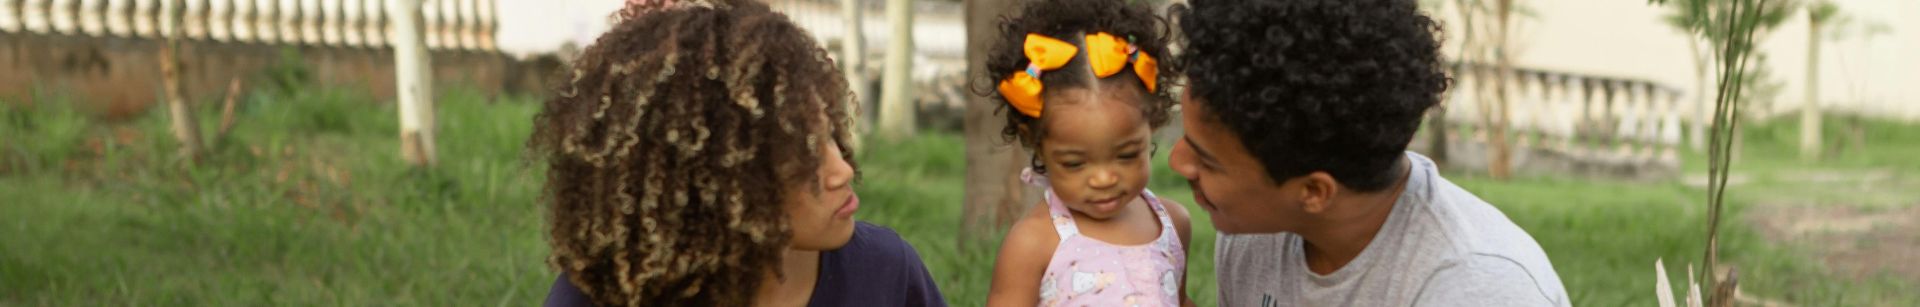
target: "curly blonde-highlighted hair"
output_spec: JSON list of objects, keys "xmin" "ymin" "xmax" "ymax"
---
[{"xmin": 528, "ymin": 0, "xmax": 854, "ymax": 305}]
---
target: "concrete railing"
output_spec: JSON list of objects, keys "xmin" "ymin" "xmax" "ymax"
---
[
  {"xmin": 0, "ymin": 0, "xmax": 495, "ymax": 50},
  {"xmin": 1432, "ymin": 62, "xmax": 1691, "ymax": 179}
]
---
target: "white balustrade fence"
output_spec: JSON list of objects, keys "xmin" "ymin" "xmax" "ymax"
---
[
  {"xmin": 1, "ymin": 0, "xmax": 495, "ymax": 51},
  {"xmin": 1441, "ymin": 62, "xmax": 1690, "ymax": 177}
]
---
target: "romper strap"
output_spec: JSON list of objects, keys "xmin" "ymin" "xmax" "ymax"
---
[{"xmin": 1044, "ymin": 189, "xmax": 1079, "ymax": 238}]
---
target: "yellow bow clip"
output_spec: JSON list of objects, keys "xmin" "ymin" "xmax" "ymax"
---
[{"xmin": 997, "ymin": 34, "xmax": 1078, "ymax": 118}]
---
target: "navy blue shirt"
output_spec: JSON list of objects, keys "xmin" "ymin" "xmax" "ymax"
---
[{"xmin": 544, "ymin": 222, "xmax": 948, "ymax": 307}]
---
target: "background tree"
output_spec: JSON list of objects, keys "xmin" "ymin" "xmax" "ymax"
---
[
  {"xmin": 1650, "ymin": 0, "xmax": 1787, "ymax": 305},
  {"xmin": 1421, "ymin": 0, "xmax": 1531, "ymax": 178},
  {"xmin": 390, "ymin": 0, "xmax": 436, "ymax": 167},
  {"xmin": 1799, "ymin": 1, "xmax": 1835, "ymax": 160},
  {"xmin": 960, "ymin": 0, "xmax": 1029, "ymax": 247},
  {"xmin": 877, "ymin": 0, "xmax": 916, "ymax": 139},
  {"xmin": 160, "ymin": 0, "xmax": 203, "ymax": 163},
  {"xmin": 842, "ymin": 0, "xmax": 869, "ymax": 151},
  {"xmin": 1661, "ymin": 0, "xmax": 1793, "ymax": 152},
  {"xmin": 1798, "ymin": 1, "xmax": 1888, "ymax": 159}
]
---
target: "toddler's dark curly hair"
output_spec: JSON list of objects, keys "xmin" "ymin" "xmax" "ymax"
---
[{"xmin": 980, "ymin": 0, "xmax": 1179, "ymax": 172}]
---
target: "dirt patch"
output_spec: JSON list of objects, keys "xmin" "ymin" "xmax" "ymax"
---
[{"xmin": 1751, "ymin": 204, "xmax": 1920, "ymax": 282}]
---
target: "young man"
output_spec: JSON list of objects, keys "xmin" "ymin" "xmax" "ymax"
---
[{"xmin": 1167, "ymin": 0, "xmax": 1570, "ymax": 306}]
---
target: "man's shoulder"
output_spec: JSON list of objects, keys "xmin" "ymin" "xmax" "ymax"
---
[
  {"xmin": 1214, "ymin": 232, "xmax": 1298, "ymax": 259},
  {"xmin": 1413, "ymin": 254, "xmax": 1570, "ymax": 306},
  {"xmin": 1407, "ymin": 174, "xmax": 1568, "ymax": 306},
  {"xmin": 1212, "ymin": 233, "xmax": 1298, "ymax": 282},
  {"xmin": 1416, "ymin": 173, "xmax": 1548, "ymax": 257}
]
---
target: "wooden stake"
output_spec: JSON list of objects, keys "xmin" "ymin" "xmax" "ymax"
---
[
  {"xmin": 217, "ymin": 78, "xmax": 243, "ymax": 142},
  {"xmin": 160, "ymin": 0, "xmax": 203, "ymax": 163}
]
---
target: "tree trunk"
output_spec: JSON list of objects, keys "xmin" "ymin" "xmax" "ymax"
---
[
  {"xmin": 841, "ymin": 0, "xmax": 868, "ymax": 151},
  {"xmin": 1799, "ymin": 8, "xmax": 1821, "ymax": 160},
  {"xmin": 1427, "ymin": 79, "xmax": 1450, "ymax": 167},
  {"xmin": 961, "ymin": 0, "xmax": 1033, "ymax": 249},
  {"xmin": 1488, "ymin": 0, "xmax": 1513, "ymax": 179},
  {"xmin": 1433, "ymin": 0, "xmax": 1479, "ymax": 169},
  {"xmin": 877, "ymin": 0, "xmax": 915, "ymax": 139},
  {"xmin": 1689, "ymin": 38, "xmax": 1709, "ymax": 151},
  {"xmin": 391, "ymin": 0, "xmax": 435, "ymax": 167},
  {"xmin": 160, "ymin": 0, "xmax": 203, "ymax": 163}
]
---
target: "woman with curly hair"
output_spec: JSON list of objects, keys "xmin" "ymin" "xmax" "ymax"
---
[
  {"xmin": 1165, "ymin": 0, "xmax": 1569, "ymax": 306},
  {"xmin": 531, "ymin": 1, "xmax": 944, "ymax": 306},
  {"xmin": 978, "ymin": 0, "xmax": 1194, "ymax": 306}
]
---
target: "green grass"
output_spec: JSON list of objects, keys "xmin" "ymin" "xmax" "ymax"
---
[
  {"xmin": 1450, "ymin": 173, "xmax": 1916, "ymax": 306},
  {"xmin": 3, "ymin": 85, "xmax": 1916, "ymax": 306},
  {"xmin": 1704, "ymin": 112, "xmax": 1920, "ymax": 174},
  {"xmin": 2, "ymin": 85, "xmax": 550, "ymax": 306},
  {"xmin": 1681, "ymin": 113, "xmax": 1920, "ymax": 210}
]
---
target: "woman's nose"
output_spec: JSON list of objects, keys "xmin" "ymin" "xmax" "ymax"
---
[{"xmin": 823, "ymin": 154, "xmax": 854, "ymax": 190}]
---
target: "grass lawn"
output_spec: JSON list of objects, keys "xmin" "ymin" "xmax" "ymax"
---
[{"xmin": 3, "ymin": 85, "xmax": 1914, "ymax": 306}]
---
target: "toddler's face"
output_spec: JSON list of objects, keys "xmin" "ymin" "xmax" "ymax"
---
[{"xmin": 1038, "ymin": 87, "xmax": 1154, "ymax": 220}]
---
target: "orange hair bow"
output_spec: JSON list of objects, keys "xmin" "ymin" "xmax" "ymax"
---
[
  {"xmin": 998, "ymin": 34, "xmax": 1077, "ymax": 118},
  {"xmin": 996, "ymin": 32, "xmax": 1160, "ymax": 118},
  {"xmin": 1085, "ymin": 32, "xmax": 1160, "ymax": 93}
]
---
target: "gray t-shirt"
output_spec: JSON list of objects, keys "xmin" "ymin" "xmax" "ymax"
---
[{"xmin": 1215, "ymin": 152, "xmax": 1569, "ymax": 307}]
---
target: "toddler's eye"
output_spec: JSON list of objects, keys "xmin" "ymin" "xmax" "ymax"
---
[
  {"xmin": 1060, "ymin": 161, "xmax": 1085, "ymax": 169},
  {"xmin": 1118, "ymin": 151, "xmax": 1142, "ymax": 160}
]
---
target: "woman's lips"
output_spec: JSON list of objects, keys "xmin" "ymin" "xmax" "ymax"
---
[{"xmin": 833, "ymin": 194, "xmax": 860, "ymax": 219}]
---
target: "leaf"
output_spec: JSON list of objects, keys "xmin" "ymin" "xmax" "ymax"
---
[
  {"xmin": 1687, "ymin": 264, "xmax": 1703, "ymax": 307},
  {"xmin": 1656, "ymin": 258, "xmax": 1677, "ymax": 307}
]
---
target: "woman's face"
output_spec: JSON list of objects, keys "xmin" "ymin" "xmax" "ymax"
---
[{"xmin": 782, "ymin": 132, "xmax": 860, "ymax": 251}]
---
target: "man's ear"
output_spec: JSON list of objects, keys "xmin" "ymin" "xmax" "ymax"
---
[{"xmin": 1298, "ymin": 172, "xmax": 1339, "ymax": 214}]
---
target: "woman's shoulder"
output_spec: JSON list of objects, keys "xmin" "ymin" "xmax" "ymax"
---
[
  {"xmin": 815, "ymin": 222, "xmax": 948, "ymax": 306},
  {"xmin": 543, "ymin": 272, "xmax": 592, "ymax": 307},
  {"xmin": 827, "ymin": 222, "xmax": 926, "ymax": 268}
]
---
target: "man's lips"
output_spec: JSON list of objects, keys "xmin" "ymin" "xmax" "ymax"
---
[{"xmin": 1189, "ymin": 181, "xmax": 1217, "ymax": 212}]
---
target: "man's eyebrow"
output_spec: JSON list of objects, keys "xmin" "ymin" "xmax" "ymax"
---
[{"xmin": 1185, "ymin": 135, "xmax": 1218, "ymax": 163}]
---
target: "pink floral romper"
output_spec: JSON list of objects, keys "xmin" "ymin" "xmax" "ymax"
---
[{"xmin": 1033, "ymin": 185, "xmax": 1186, "ymax": 306}]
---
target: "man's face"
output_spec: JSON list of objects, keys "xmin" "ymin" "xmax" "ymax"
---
[{"xmin": 1167, "ymin": 94, "xmax": 1310, "ymax": 234}]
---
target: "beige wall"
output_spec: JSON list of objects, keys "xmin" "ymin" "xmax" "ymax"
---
[{"xmin": 1430, "ymin": 0, "xmax": 1920, "ymax": 120}]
